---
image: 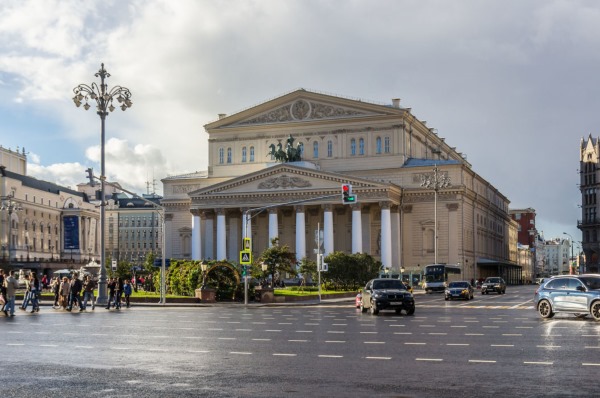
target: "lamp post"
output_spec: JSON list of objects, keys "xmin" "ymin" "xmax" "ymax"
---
[
  {"xmin": 73, "ymin": 64, "xmax": 132, "ymax": 305},
  {"xmin": 1, "ymin": 195, "xmax": 23, "ymax": 268},
  {"xmin": 563, "ymin": 232, "xmax": 574, "ymax": 275},
  {"xmin": 261, "ymin": 261, "xmax": 268, "ymax": 286},
  {"xmin": 420, "ymin": 165, "xmax": 451, "ymax": 264},
  {"xmin": 200, "ymin": 261, "xmax": 208, "ymax": 289}
]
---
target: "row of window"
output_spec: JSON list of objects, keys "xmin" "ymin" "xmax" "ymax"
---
[
  {"xmin": 119, "ymin": 242, "xmax": 158, "ymax": 249},
  {"xmin": 119, "ymin": 219, "xmax": 159, "ymax": 227},
  {"xmin": 122, "ymin": 230, "xmax": 160, "ymax": 240},
  {"xmin": 218, "ymin": 136, "xmax": 392, "ymax": 164}
]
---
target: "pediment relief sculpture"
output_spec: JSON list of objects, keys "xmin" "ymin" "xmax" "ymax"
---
[
  {"xmin": 257, "ymin": 174, "xmax": 312, "ymax": 189},
  {"xmin": 235, "ymin": 99, "xmax": 371, "ymax": 126}
]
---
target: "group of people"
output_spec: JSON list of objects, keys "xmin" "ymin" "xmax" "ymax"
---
[{"xmin": 1, "ymin": 271, "xmax": 134, "ymax": 316}]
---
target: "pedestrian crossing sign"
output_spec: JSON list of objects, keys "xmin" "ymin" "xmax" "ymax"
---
[
  {"xmin": 244, "ymin": 237, "xmax": 251, "ymax": 251},
  {"xmin": 240, "ymin": 250, "xmax": 252, "ymax": 264}
]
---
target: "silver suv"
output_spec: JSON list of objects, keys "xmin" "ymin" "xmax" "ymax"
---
[{"xmin": 534, "ymin": 274, "xmax": 600, "ymax": 320}]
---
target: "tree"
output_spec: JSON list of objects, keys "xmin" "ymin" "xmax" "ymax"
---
[
  {"xmin": 298, "ymin": 257, "xmax": 317, "ymax": 284},
  {"xmin": 258, "ymin": 238, "xmax": 297, "ymax": 287},
  {"xmin": 322, "ymin": 251, "xmax": 381, "ymax": 290}
]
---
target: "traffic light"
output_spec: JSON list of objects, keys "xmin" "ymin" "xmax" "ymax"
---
[
  {"xmin": 342, "ymin": 184, "xmax": 356, "ymax": 204},
  {"xmin": 86, "ymin": 168, "xmax": 95, "ymax": 186}
]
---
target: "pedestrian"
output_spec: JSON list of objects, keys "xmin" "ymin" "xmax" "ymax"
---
[
  {"xmin": 114, "ymin": 277, "xmax": 124, "ymax": 309},
  {"xmin": 67, "ymin": 272, "xmax": 83, "ymax": 311},
  {"xmin": 81, "ymin": 275, "xmax": 96, "ymax": 311},
  {"xmin": 20, "ymin": 274, "xmax": 31, "ymax": 310},
  {"xmin": 106, "ymin": 278, "xmax": 116, "ymax": 309},
  {"xmin": 123, "ymin": 279, "xmax": 132, "ymax": 308},
  {"xmin": 41, "ymin": 274, "xmax": 48, "ymax": 291},
  {"xmin": 50, "ymin": 277, "xmax": 60, "ymax": 308},
  {"xmin": 59, "ymin": 277, "xmax": 71, "ymax": 309},
  {"xmin": 0, "ymin": 269, "xmax": 6, "ymax": 303},
  {"xmin": 3, "ymin": 270, "xmax": 19, "ymax": 317},
  {"xmin": 27, "ymin": 272, "xmax": 40, "ymax": 313}
]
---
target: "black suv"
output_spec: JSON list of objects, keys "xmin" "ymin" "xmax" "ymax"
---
[
  {"xmin": 481, "ymin": 277, "xmax": 506, "ymax": 295},
  {"xmin": 360, "ymin": 278, "xmax": 415, "ymax": 316}
]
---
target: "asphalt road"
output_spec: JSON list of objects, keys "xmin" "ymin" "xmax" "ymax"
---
[{"xmin": 1, "ymin": 285, "xmax": 598, "ymax": 397}]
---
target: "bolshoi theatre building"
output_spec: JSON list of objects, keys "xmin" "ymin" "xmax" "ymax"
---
[{"xmin": 161, "ymin": 89, "xmax": 521, "ymax": 283}]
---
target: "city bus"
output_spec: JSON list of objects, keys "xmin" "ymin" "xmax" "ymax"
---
[{"xmin": 423, "ymin": 264, "xmax": 462, "ymax": 293}]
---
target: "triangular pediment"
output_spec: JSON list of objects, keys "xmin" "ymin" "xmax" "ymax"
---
[
  {"xmin": 189, "ymin": 163, "xmax": 397, "ymax": 208},
  {"xmin": 205, "ymin": 89, "xmax": 405, "ymax": 129}
]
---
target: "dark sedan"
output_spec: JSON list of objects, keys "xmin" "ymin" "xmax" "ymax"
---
[
  {"xmin": 360, "ymin": 278, "xmax": 415, "ymax": 316},
  {"xmin": 534, "ymin": 274, "xmax": 600, "ymax": 320},
  {"xmin": 481, "ymin": 277, "xmax": 506, "ymax": 294},
  {"xmin": 445, "ymin": 281, "xmax": 474, "ymax": 300}
]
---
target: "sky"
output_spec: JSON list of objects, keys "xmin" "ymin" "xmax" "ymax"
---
[{"xmin": 0, "ymin": 0, "xmax": 597, "ymax": 245}]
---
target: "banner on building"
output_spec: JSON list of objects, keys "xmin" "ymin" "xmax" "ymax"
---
[{"xmin": 63, "ymin": 216, "xmax": 80, "ymax": 250}]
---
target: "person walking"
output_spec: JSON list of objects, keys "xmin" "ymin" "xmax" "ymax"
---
[
  {"xmin": 67, "ymin": 272, "xmax": 82, "ymax": 311},
  {"xmin": 123, "ymin": 279, "xmax": 132, "ymax": 308},
  {"xmin": 20, "ymin": 274, "xmax": 31, "ymax": 311},
  {"xmin": 28, "ymin": 272, "xmax": 40, "ymax": 313},
  {"xmin": 81, "ymin": 275, "xmax": 96, "ymax": 311},
  {"xmin": 50, "ymin": 277, "xmax": 60, "ymax": 308},
  {"xmin": 59, "ymin": 277, "xmax": 71, "ymax": 310},
  {"xmin": 3, "ymin": 270, "xmax": 19, "ymax": 317},
  {"xmin": 114, "ymin": 277, "xmax": 124, "ymax": 309},
  {"xmin": 106, "ymin": 278, "xmax": 116, "ymax": 309}
]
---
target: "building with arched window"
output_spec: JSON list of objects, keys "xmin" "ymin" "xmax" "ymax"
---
[{"xmin": 161, "ymin": 90, "xmax": 520, "ymax": 283}]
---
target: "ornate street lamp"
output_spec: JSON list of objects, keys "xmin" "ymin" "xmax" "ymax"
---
[
  {"xmin": 1, "ymin": 194, "xmax": 23, "ymax": 267},
  {"xmin": 420, "ymin": 165, "xmax": 451, "ymax": 264},
  {"xmin": 73, "ymin": 63, "xmax": 132, "ymax": 305}
]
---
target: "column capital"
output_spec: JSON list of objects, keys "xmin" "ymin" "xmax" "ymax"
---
[
  {"xmin": 268, "ymin": 208, "xmax": 278, "ymax": 215},
  {"xmin": 190, "ymin": 209, "xmax": 202, "ymax": 217},
  {"xmin": 215, "ymin": 208, "xmax": 226, "ymax": 216},
  {"xmin": 379, "ymin": 201, "xmax": 392, "ymax": 210},
  {"xmin": 446, "ymin": 203, "xmax": 459, "ymax": 211},
  {"xmin": 294, "ymin": 205, "xmax": 305, "ymax": 212},
  {"xmin": 322, "ymin": 203, "xmax": 333, "ymax": 212},
  {"xmin": 351, "ymin": 203, "xmax": 362, "ymax": 211}
]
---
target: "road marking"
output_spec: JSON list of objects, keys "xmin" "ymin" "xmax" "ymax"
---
[
  {"xmin": 235, "ymin": 329, "xmax": 252, "ymax": 331},
  {"xmin": 405, "ymin": 342, "xmax": 426, "ymax": 345},
  {"xmin": 502, "ymin": 334, "xmax": 522, "ymax": 337},
  {"xmin": 7, "ymin": 344, "xmax": 25, "ymax": 346},
  {"xmin": 465, "ymin": 333, "xmax": 484, "ymax": 336},
  {"xmin": 252, "ymin": 338, "xmax": 271, "ymax": 341},
  {"xmin": 582, "ymin": 363, "xmax": 600, "ymax": 366},
  {"xmin": 537, "ymin": 345, "xmax": 561, "ymax": 348},
  {"xmin": 229, "ymin": 352, "xmax": 252, "ymax": 355},
  {"xmin": 273, "ymin": 353, "xmax": 297, "ymax": 357},
  {"xmin": 469, "ymin": 360, "xmax": 496, "ymax": 363},
  {"xmin": 364, "ymin": 341, "xmax": 385, "ymax": 344},
  {"xmin": 265, "ymin": 330, "xmax": 281, "ymax": 332},
  {"xmin": 111, "ymin": 347, "xmax": 129, "ymax": 350},
  {"xmin": 366, "ymin": 356, "xmax": 391, "ymax": 360},
  {"xmin": 325, "ymin": 340, "xmax": 345, "ymax": 343},
  {"xmin": 447, "ymin": 343, "xmax": 469, "ymax": 346},
  {"xmin": 451, "ymin": 325, "xmax": 467, "ymax": 328},
  {"xmin": 360, "ymin": 331, "xmax": 378, "ymax": 334},
  {"xmin": 39, "ymin": 344, "xmax": 58, "ymax": 347},
  {"xmin": 207, "ymin": 328, "xmax": 223, "ymax": 331},
  {"xmin": 296, "ymin": 330, "xmax": 313, "ymax": 333},
  {"xmin": 278, "ymin": 323, "xmax": 292, "ymax": 325},
  {"xmin": 429, "ymin": 333, "xmax": 447, "ymax": 335},
  {"xmin": 218, "ymin": 337, "xmax": 236, "ymax": 340},
  {"xmin": 75, "ymin": 346, "xmax": 94, "ymax": 349},
  {"xmin": 491, "ymin": 344, "xmax": 514, "ymax": 347},
  {"xmin": 524, "ymin": 361, "xmax": 553, "ymax": 365},
  {"xmin": 416, "ymin": 358, "xmax": 443, "ymax": 362},
  {"xmin": 584, "ymin": 346, "xmax": 600, "ymax": 349},
  {"xmin": 288, "ymin": 339, "xmax": 308, "ymax": 342},
  {"xmin": 394, "ymin": 332, "xmax": 412, "ymax": 335},
  {"xmin": 187, "ymin": 350, "xmax": 210, "ymax": 353},
  {"xmin": 318, "ymin": 355, "xmax": 343, "ymax": 358},
  {"xmin": 304, "ymin": 323, "xmax": 319, "ymax": 326},
  {"xmin": 327, "ymin": 331, "xmax": 344, "ymax": 334},
  {"xmin": 332, "ymin": 324, "xmax": 347, "ymax": 326},
  {"xmin": 515, "ymin": 326, "xmax": 533, "ymax": 329}
]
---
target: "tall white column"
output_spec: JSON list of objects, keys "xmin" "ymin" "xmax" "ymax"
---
[
  {"xmin": 391, "ymin": 206, "xmax": 400, "ymax": 267},
  {"xmin": 216, "ymin": 209, "xmax": 227, "ymax": 260},
  {"xmin": 204, "ymin": 213, "xmax": 214, "ymax": 260},
  {"xmin": 323, "ymin": 204, "xmax": 334, "ymax": 256},
  {"xmin": 295, "ymin": 205, "xmax": 306, "ymax": 262},
  {"xmin": 268, "ymin": 208, "xmax": 278, "ymax": 246},
  {"xmin": 351, "ymin": 204, "xmax": 362, "ymax": 253},
  {"xmin": 191, "ymin": 211, "xmax": 202, "ymax": 260},
  {"xmin": 380, "ymin": 201, "xmax": 392, "ymax": 269}
]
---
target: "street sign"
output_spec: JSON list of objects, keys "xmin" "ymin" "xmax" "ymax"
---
[
  {"xmin": 240, "ymin": 250, "xmax": 252, "ymax": 265},
  {"xmin": 112, "ymin": 260, "xmax": 117, "ymax": 270},
  {"xmin": 243, "ymin": 237, "xmax": 251, "ymax": 251}
]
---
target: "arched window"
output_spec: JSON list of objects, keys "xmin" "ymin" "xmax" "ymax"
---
[
  {"xmin": 250, "ymin": 146, "xmax": 255, "ymax": 162},
  {"xmin": 327, "ymin": 140, "xmax": 333, "ymax": 157},
  {"xmin": 376, "ymin": 137, "xmax": 382, "ymax": 154},
  {"xmin": 350, "ymin": 139, "xmax": 356, "ymax": 156},
  {"xmin": 219, "ymin": 148, "xmax": 224, "ymax": 164},
  {"xmin": 359, "ymin": 138, "xmax": 365, "ymax": 155},
  {"xmin": 227, "ymin": 147, "xmax": 232, "ymax": 164},
  {"xmin": 313, "ymin": 141, "xmax": 319, "ymax": 158},
  {"xmin": 384, "ymin": 136, "xmax": 390, "ymax": 153},
  {"xmin": 242, "ymin": 147, "xmax": 247, "ymax": 162}
]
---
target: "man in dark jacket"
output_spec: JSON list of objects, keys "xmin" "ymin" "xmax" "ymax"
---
[{"xmin": 67, "ymin": 273, "xmax": 83, "ymax": 311}]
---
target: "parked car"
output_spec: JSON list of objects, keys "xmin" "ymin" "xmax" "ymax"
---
[
  {"xmin": 481, "ymin": 277, "xmax": 506, "ymax": 295},
  {"xmin": 534, "ymin": 274, "xmax": 600, "ymax": 320},
  {"xmin": 445, "ymin": 281, "xmax": 474, "ymax": 300},
  {"xmin": 360, "ymin": 278, "xmax": 415, "ymax": 316}
]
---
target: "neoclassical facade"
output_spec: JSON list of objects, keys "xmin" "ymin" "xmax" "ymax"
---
[{"xmin": 162, "ymin": 89, "xmax": 520, "ymax": 283}]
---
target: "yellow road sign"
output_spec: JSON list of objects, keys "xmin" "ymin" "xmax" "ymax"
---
[{"xmin": 240, "ymin": 250, "xmax": 252, "ymax": 264}]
